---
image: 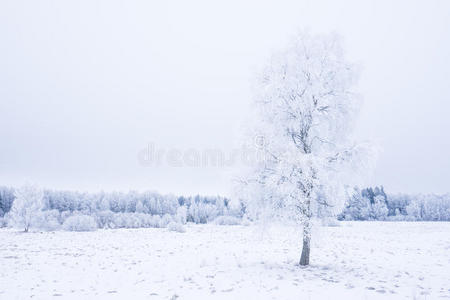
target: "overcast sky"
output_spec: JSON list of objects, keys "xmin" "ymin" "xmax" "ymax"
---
[{"xmin": 1, "ymin": 0, "xmax": 449, "ymax": 196}]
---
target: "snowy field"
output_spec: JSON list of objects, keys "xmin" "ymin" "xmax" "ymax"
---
[{"xmin": 1, "ymin": 222, "xmax": 449, "ymax": 300}]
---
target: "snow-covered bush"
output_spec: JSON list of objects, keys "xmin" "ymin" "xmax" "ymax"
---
[
  {"xmin": 321, "ymin": 217, "xmax": 340, "ymax": 227},
  {"xmin": 35, "ymin": 209, "xmax": 61, "ymax": 231},
  {"xmin": 387, "ymin": 214, "xmax": 410, "ymax": 222},
  {"xmin": 9, "ymin": 184, "xmax": 44, "ymax": 232},
  {"xmin": 111, "ymin": 213, "xmax": 133, "ymax": 228},
  {"xmin": 160, "ymin": 214, "xmax": 173, "ymax": 227},
  {"xmin": 167, "ymin": 221, "xmax": 185, "ymax": 233},
  {"xmin": 214, "ymin": 216, "xmax": 241, "ymax": 225},
  {"xmin": 62, "ymin": 215, "xmax": 98, "ymax": 231},
  {"xmin": 104, "ymin": 213, "xmax": 168, "ymax": 229},
  {"xmin": 175, "ymin": 206, "xmax": 187, "ymax": 224},
  {"xmin": 95, "ymin": 210, "xmax": 115, "ymax": 229},
  {"xmin": 149, "ymin": 215, "xmax": 162, "ymax": 228}
]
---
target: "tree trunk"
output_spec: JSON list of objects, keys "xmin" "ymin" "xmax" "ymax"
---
[{"xmin": 299, "ymin": 219, "xmax": 311, "ymax": 266}]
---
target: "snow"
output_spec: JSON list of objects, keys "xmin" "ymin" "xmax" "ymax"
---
[{"xmin": 1, "ymin": 222, "xmax": 449, "ymax": 299}]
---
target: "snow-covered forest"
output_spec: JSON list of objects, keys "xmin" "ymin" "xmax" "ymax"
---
[
  {"xmin": 0, "ymin": 185, "xmax": 242, "ymax": 231},
  {"xmin": 340, "ymin": 187, "xmax": 450, "ymax": 221},
  {"xmin": 1, "ymin": 185, "xmax": 449, "ymax": 233}
]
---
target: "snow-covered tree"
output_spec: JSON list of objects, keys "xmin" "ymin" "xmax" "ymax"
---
[
  {"xmin": 370, "ymin": 195, "xmax": 389, "ymax": 220},
  {"xmin": 62, "ymin": 215, "xmax": 97, "ymax": 231},
  {"xmin": 0, "ymin": 186, "xmax": 15, "ymax": 217},
  {"xmin": 242, "ymin": 31, "xmax": 369, "ymax": 265},
  {"xmin": 340, "ymin": 187, "xmax": 371, "ymax": 220},
  {"xmin": 9, "ymin": 184, "xmax": 44, "ymax": 232}
]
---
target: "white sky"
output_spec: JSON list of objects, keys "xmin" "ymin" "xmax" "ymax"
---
[{"xmin": 1, "ymin": 0, "xmax": 449, "ymax": 196}]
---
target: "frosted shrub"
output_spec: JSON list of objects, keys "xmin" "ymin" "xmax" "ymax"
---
[
  {"xmin": 62, "ymin": 215, "xmax": 98, "ymax": 231},
  {"xmin": 149, "ymin": 215, "xmax": 161, "ymax": 228},
  {"xmin": 107, "ymin": 213, "xmax": 166, "ymax": 229},
  {"xmin": 321, "ymin": 217, "xmax": 340, "ymax": 227},
  {"xmin": 35, "ymin": 210, "xmax": 61, "ymax": 231},
  {"xmin": 160, "ymin": 214, "xmax": 173, "ymax": 227},
  {"xmin": 43, "ymin": 219, "xmax": 61, "ymax": 231},
  {"xmin": 133, "ymin": 213, "xmax": 152, "ymax": 228},
  {"xmin": 111, "ymin": 213, "xmax": 128, "ymax": 228},
  {"xmin": 95, "ymin": 210, "xmax": 115, "ymax": 229},
  {"xmin": 176, "ymin": 206, "xmax": 187, "ymax": 224},
  {"xmin": 214, "ymin": 216, "xmax": 241, "ymax": 225},
  {"xmin": 387, "ymin": 214, "xmax": 409, "ymax": 222},
  {"xmin": 124, "ymin": 213, "xmax": 142, "ymax": 228},
  {"xmin": 167, "ymin": 221, "xmax": 185, "ymax": 233}
]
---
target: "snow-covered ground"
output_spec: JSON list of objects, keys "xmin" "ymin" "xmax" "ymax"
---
[{"xmin": 1, "ymin": 222, "xmax": 449, "ymax": 299}]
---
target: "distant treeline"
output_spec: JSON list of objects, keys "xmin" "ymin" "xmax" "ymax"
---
[
  {"xmin": 1, "ymin": 185, "xmax": 449, "ymax": 231},
  {"xmin": 0, "ymin": 187, "xmax": 243, "ymax": 230},
  {"xmin": 339, "ymin": 186, "xmax": 450, "ymax": 221}
]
